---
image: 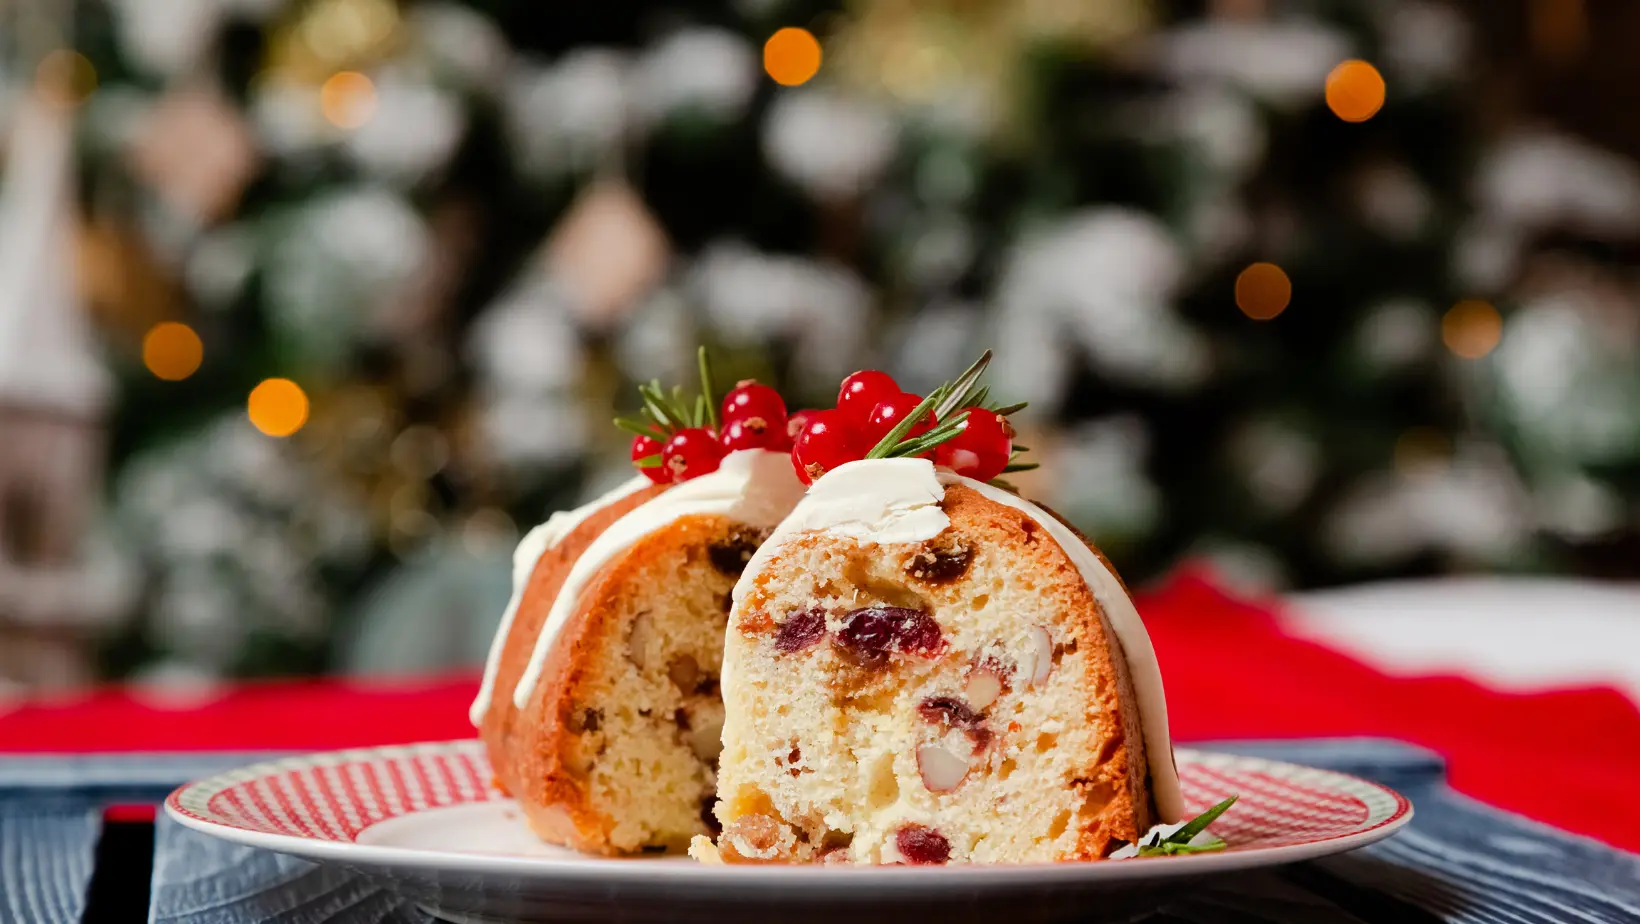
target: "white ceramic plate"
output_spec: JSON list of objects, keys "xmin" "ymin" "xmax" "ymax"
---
[{"xmin": 165, "ymin": 739, "xmax": 1412, "ymax": 923}]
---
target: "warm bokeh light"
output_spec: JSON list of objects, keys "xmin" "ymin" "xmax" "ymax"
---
[
  {"xmin": 142, "ymin": 322, "xmax": 203, "ymax": 381},
  {"xmin": 248, "ymin": 378, "xmax": 310, "ymax": 437},
  {"xmin": 319, "ymin": 71, "xmax": 377, "ymax": 128},
  {"xmin": 36, "ymin": 49, "xmax": 97, "ymax": 105},
  {"xmin": 1442, "ymin": 299, "xmax": 1503, "ymax": 359},
  {"xmin": 764, "ymin": 28, "xmax": 822, "ymax": 86},
  {"xmin": 1235, "ymin": 262, "xmax": 1293, "ymax": 320},
  {"xmin": 1325, "ymin": 60, "xmax": 1385, "ymax": 123}
]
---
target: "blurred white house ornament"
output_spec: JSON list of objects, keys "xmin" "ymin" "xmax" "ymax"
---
[
  {"xmin": 0, "ymin": 89, "xmax": 134, "ymax": 691},
  {"xmin": 505, "ymin": 49, "xmax": 630, "ymax": 181},
  {"xmin": 126, "ymin": 82, "xmax": 261, "ymax": 225},
  {"xmin": 763, "ymin": 88, "xmax": 899, "ymax": 201},
  {"xmin": 630, "ymin": 27, "xmax": 756, "ymax": 130},
  {"xmin": 543, "ymin": 177, "xmax": 671, "ymax": 328}
]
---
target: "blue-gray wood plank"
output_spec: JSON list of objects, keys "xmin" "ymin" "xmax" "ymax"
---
[
  {"xmin": 0, "ymin": 807, "xmax": 98, "ymax": 924},
  {"xmin": 2, "ymin": 740, "xmax": 1637, "ymax": 923}
]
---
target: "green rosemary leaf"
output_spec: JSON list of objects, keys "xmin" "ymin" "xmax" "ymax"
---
[
  {"xmin": 1173, "ymin": 796, "xmax": 1238, "ymax": 843},
  {"xmin": 698, "ymin": 346, "xmax": 718, "ymax": 431},
  {"xmin": 1010, "ymin": 443, "xmax": 1030, "ymax": 453},
  {"xmin": 1001, "ymin": 461, "xmax": 1040, "ymax": 474},
  {"xmin": 992, "ymin": 402, "xmax": 1028, "ymax": 417},
  {"xmin": 987, "ymin": 477, "xmax": 1018, "ymax": 492},
  {"xmin": 1137, "ymin": 836, "xmax": 1226, "ymax": 857},
  {"xmin": 865, "ymin": 392, "xmax": 942, "ymax": 459},
  {"xmin": 640, "ymin": 387, "xmax": 676, "ymax": 428},
  {"xmin": 633, "ymin": 453, "xmax": 663, "ymax": 468},
  {"xmin": 887, "ymin": 425, "xmax": 966, "ymax": 458},
  {"xmin": 614, "ymin": 417, "xmax": 667, "ymax": 440},
  {"xmin": 933, "ymin": 351, "xmax": 992, "ymax": 418},
  {"xmin": 694, "ymin": 394, "xmax": 708, "ymax": 428}
]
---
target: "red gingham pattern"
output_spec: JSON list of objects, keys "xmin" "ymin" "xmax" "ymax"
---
[{"xmin": 169, "ymin": 741, "xmax": 1409, "ymax": 849}]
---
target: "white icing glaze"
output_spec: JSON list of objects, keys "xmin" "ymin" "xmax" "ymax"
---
[
  {"xmin": 469, "ymin": 475, "xmax": 651, "ymax": 726},
  {"xmin": 734, "ymin": 457, "xmax": 1184, "ymax": 823},
  {"xmin": 510, "ymin": 450, "xmax": 805, "ymax": 710}
]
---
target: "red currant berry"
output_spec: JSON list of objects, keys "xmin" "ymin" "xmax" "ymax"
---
[
  {"xmin": 791, "ymin": 409, "xmax": 864, "ymax": 485},
  {"xmin": 933, "ymin": 408, "xmax": 1013, "ymax": 482},
  {"xmin": 719, "ymin": 415, "xmax": 785, "ymax": 452},
  {"xmin": 631, "ymin": 434, "xmax": 671, "ymax": 485},
  {"xmin": 721, "ymin": 380, "xmax": 788, "ymax": 435},
  {"xmin": 663, "ymin": 427, "xmax": 727, "ymax": 482},
  {"xmin": 836, "ymin": 370, "xmax": 899, "ymax": 428},
  {"xmin": 860, "ymin": 392, "xmax": 936, "ymax": 450}
]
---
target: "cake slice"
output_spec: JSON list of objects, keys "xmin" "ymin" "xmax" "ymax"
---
[
  {"xmin": 472, "ymin": 448, "xmax": 804, "ymax": 854},
  {"xmin": 700, "ymin": 458, "xmax": 1183, "ymax": 864}
]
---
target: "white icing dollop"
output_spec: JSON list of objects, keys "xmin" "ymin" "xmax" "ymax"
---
[
  {"xmin": 735, "ymin": 457, "xmax": 1184, "ymax": 824},
  {"xmin": 469, "ymin": 475, "xmax": 651, "ymax": 726},
  {"xmin": 510, "ymin": 449, "xmax": 805, "ymax": 710}
]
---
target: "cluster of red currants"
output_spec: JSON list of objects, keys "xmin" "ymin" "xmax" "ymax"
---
[
  {"xmin": 629, "ymin": 380, "xmax": 794, "ymax": 485},
  {"xmin": 791, "ymin": 369, "xmax": 1013, "ymax": 485},
  {"xmin": 629, "ymin": 370, "xmax": 1014, "ymax": 487}
]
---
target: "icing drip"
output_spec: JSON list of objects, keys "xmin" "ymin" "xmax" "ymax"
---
[
  {"xmin": 510, "ymin": 450, "xmax": 805, "ymax": 710},
  {"xmin": 469, "ymin": 475, "xmax": 651, "ymax": 726},
  {"xmin": 734, "ymin": 457, "xmax": 1185, "ymax": 824}
]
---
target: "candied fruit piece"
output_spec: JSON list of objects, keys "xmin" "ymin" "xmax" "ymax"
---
[{"xmin": 722, "ymin": 813, "xmax": 792, "ymax": 863}]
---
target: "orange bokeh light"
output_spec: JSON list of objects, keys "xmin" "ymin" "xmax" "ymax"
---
[
  {"xmin": 142, "ymin": 322, "xmax": 204, "ymax": 381},
  {"xmin": 764, "ymin": 28, "xmax": 822, "ymax": 86},
  {"xmin": 248, "ymin": 378, "xmax": 310, "ymax": 437},
  {"xmin": 1325, "ymin": 60, "xmax": 1385, "ymax": 123},
  {"xmin": 320, "ymin": 71, "xmax": 376, "ymax": 128},
  {"xmin": 1442, "ymin": 299, "xmax": 1503, "ymax": 359},
  {"xmin": 1235, "ymin": 262, "xmax": 1293, "ymax": 321},
  {"xmin": 36, "ymin": 49, "xmax": 97, "ymax": 105}
]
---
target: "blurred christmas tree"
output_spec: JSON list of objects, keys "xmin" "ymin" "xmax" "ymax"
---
[{"xmin": 13, "ymin": 0, "xmax": 1635, "ymax": 682}]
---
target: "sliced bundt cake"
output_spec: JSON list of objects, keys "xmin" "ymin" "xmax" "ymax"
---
[
  {"xmin": 699, "ymin": 458, "xmax": 1183, "ymax": 865},
  {"xmin": 472, "ymin": 448, "xmax": 804, "ymax": 854}
]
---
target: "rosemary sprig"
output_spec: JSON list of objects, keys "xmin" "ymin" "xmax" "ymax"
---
[
  {"xmin": 863, "ymin": 350, "xmax": 1033, "ymax": 463},
  {"xmin": 697, "ymin": 346, "xmax": 718, "ymax": 431},
  {"xmin": 613, "ymin": 348, "xmax": 722, "ymax": 442},
  {"xmin": 1133, "ymin": 796, "xmax": 1238, "ymax": 857}
]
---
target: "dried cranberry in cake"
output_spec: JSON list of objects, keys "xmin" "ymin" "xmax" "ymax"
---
[
  {"xmin": 836, "ymin": 369, "xmax": 899, "ymax": 428},
  {"xmin": 933, "ymin": 407, "xmax": 1013, "ymax": 482},
  {"xmin": 630, "ymin": 434, "xmax": 670, "ymax": 484},
  {"xmin": 720, "ymin": 416, "xmax": 785, "ymax": 452},
  {"xmin": 895, "ymin": 824, "xmax": 951, "ymax": 864},
  {"xmin": 904, "ymin": 540, "xmax": 972, "ymax": 583},
  {"xmin": 721, "ymin": 381, "xmax": 788, "ymax": 436},
  {"xmin": 662, "ymin": 427, "xmax": 726, "ymax": 481},
  {"xmin": 860, "ymin": 392, "xmax": 935, "ymax": 449},
  {"xmin": 832, "ymin": 605, "xmax": 943, "ymax": 668},
  {"xmin": 773, "ymin": 607, "xmax": 827, "ymax": 652},
  {"xmin": 791, "ymin": 409, "xmax": 863, "ymax": 485}
]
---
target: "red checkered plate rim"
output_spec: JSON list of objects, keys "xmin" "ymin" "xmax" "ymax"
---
[{"xmin": 164, "ymin": 739, "xmax": 1412, "ymax": 884}]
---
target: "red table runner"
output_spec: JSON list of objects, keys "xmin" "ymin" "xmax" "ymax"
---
[{"xmin": 5, "ymin": 572, "xmax": 1637, "ymax": 852}]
